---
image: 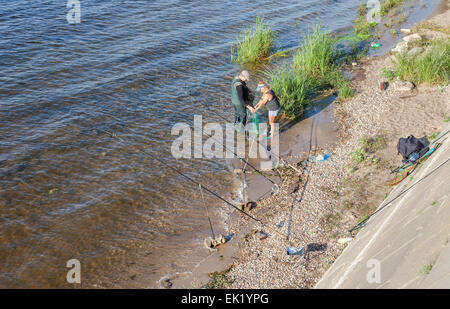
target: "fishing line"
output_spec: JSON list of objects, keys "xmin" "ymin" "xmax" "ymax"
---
[
  {"xmin": 198, "ymin": 184, "xmax": 215, "ymax": 239},
  {"xmin": 199, "ymin": 101, "xmax": 302, "ymax": 173},
  {"xmin": 349, "ymin": 156, "xmax": 450, "ymax": 234},
  {"xmin": 93, "ymin": 127, "xmax": 295, "ymax": 243}
]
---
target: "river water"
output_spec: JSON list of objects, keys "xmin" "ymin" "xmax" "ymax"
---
[{"xmin": 0, "ymin": 0, "xmax": 439, "ymax": 288}]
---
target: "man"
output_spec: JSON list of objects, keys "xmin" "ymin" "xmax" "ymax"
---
[{"xmin": 231, "ymin": 70, "xmax": 254, "ymax": 131}]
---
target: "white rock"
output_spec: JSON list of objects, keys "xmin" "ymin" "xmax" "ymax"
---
[
  {"xmin": 391, "ymin": 41, "xmax": 408, "ymax": 53},
  {"xmin": 402, "ymin": 33, "xmax": 422, "ymax": 43},
  {"xmin": 407, "ymin": 46, "xmax": 424, "ymax": 58},
  {"xmin": 391, "ymin": 79, "xmax": 415, "ymax": 92},
  {"xmin": 400, "ymin": 28, "xmax": 412, "ymax": 35}
]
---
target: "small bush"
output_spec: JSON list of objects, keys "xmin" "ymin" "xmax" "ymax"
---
[{"xmin": 232, "ymin": 16, "xmax": 276, "ymax": 64}]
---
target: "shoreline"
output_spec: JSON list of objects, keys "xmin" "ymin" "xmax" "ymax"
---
[{"xmin": 167, "ymin": 0, "xmax": 449, "ymax": 289}]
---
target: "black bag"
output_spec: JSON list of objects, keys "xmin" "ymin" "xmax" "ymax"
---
[{"xmin": 397, "ymin": 135, "xmax": 429, "ymax": 161}]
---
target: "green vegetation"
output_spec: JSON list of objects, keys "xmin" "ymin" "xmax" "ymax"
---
[
  {"xmin": 429, "ymin": 131, "xmax": 440, "ymax": 140},
  {"xmin": 267, "ymin": 67, "xmax": 315, "ymax": 118},
  {"xmin": 444, "ymin": 115, "xmax": 450, "ymax": 123},
  {"xmin": 350, "ymin": 134, "xmax": 388, "ymax": 165},
  {"xmin": 380, "ymin": 0, "xmax": 404, "ymax": 16},
  {"xmin": 354, "ymin": 2, "xmax": 377, "ymax": 37},
  {"xmin": 232, "ymin": 16, "xmax": 276, "ymax": 64},
  {"xmin": 293, "ymin": 28, "xmax": 335, "ymax": 76},
  {"xmin": 382, "ymin": 39, "xmax": 450, "ymax": 85},
  {"xmin": 422, "ymin": 264, "xmax": 433, "ymax": 275},
  {"xmin": 431, "ymin": 201, "xmax": 437, "ymax": 206},
  {"xmin": 207, "ymin": 269, "xmax": 234, "ymax": 289},
  {"xmin": 267, "ymin": 26, "xmax": 355, "ymax": 119}
]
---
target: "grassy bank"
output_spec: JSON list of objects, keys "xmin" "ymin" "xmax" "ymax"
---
[
  {"xmin": 232, "ymin": 17, "xmax": 276, "ymax": 64},
  {"xmin": 267, "ymin": 27, "xmax": 354, "ymax": 119},
  {"xmin": 383, "ymin": 38, "xmax": 450, "ymax": 85}
]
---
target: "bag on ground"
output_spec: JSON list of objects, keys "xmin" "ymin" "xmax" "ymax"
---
[{"xmin": 397, "ymin": 135, "xmax": 429, "ymax": 161}]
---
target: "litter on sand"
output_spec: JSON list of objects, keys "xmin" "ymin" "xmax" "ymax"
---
[
  {"xmin": 338, "ymin": 237, "xmax": 353, "ymax": 244},
  {"xmin": 286, "ymin": 246, "xmax": 305, "ymax": 256},
  {"xmin": 312, "ymin": 153, "xmax": 331, "ymax": 162},
  {"xmin": 371, "ymin": 42, "xmax": 381, "ymax": 49},
  {"xmin": 204, "ymin": 234, "xmax": 226, "ymax": 250}
]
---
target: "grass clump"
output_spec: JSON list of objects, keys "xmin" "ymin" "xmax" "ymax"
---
[
  {"xmin": 350, "ymin": 134, "xmax": 387, "ymax": 165},
  {"xmin": 380, "ymin": 0, "xmax": 404, "ymax": 16},
  {"xmin": 267, "ymin": 26, "xmax": 355, "ymax": 119},
  {"xmin": 422, "ymin": 264, "xmax": 433, "ymax": 275},
  {"xmin": 232, "ymin": 16, "xmax": 276, "ymax": 64},
  {"xmin": 293, "ymin": 27, "xmax": 335, "ymax": 76},
  {"xmin": 267, "ymin": 67, "xmax": 315, "ymax": 118},
  {"xmin": 354, "ymin": 2, "xmax": 377, "ymax": 37},
  {"xmin": 429, "ymin": 131, "xmax": 440, "ymax": 140},
  {"xmin": 383, "ymin": 39, "xmax": 450, "ymax": 85},
  {"xmin": 207, "ymin": 269, "xmax": 234, "ymax": 289}
]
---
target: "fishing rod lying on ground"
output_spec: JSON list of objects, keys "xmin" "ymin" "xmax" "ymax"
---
[{"xmin": 349, "ymin": 156, "xmax": 450, "ymax": 234}]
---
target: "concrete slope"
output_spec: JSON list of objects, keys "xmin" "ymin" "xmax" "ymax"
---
[{"xmin": 316, "ymin": 126, "xmax": 450, "ymax": 288}]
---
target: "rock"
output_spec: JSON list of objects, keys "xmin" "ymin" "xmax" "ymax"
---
[
  {"xmin": 162, "ymin": 279, "xmax": 173, "ymax": 288},
  {"xmin": 420, "ymin": 29, "xmax": 449, "ymax": 41},
  {"xmin": 400, "ymin": 28, "xmax": 412, "ymax": 35},
  {"xmin": 402, "ymin": 33, "xmax": 422, "ymax": 43},
  {"xmin": 392, "ymin": 41, "xmax": 408, "ymax": 53},
  {"xmin": 407, "ymin": 46, "xmax": 424, "ymax": 58},
  {"xmin": 391, "ymin": 79, "xmax": 415, "ymax": 92}
]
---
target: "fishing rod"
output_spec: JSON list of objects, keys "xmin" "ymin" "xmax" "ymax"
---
[
  {"xmin": 101, "ymin": 109, "xmax": 282, "ymax": 191},
  {"xmin": 198, "ymin": 100, "xmax": 303, "ymax": 174},
  {"xmin": 95, "ymin": 107, "xmax": 315, "ymax": 244},
  {"xmin": 92, "ymin": 126, "xmax": 299, "ymax": 244},
  {"xmin": 349, "ymin": 156, "xmax": 450, "ymax": 234}
]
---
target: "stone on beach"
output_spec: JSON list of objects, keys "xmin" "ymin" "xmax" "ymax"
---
[
  {"xmin": 420, "ymin": 29, "xmax": 449, "ymax": 40},
  {"xmin": 407, "ymin": 46, "xmax": 424, "ymax": 58},
  {"xmin": 391, "ymin": 79, "xmax": 415, "ymax": 92},
  {"xmin": 402, "ymin": 33, "xmax": 422, "ymax": 43},
  {"xmin": 400, "ymin": 28, "xmax": 412, "ymax": 35},
  {"xmin": 391, "ymin": 41, "xmax": 408, "ymax": 53}
]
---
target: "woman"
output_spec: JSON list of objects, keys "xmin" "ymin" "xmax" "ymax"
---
[{"xmin": 252, "ymin": 82, "xmax": 281, "ymax": 141}]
